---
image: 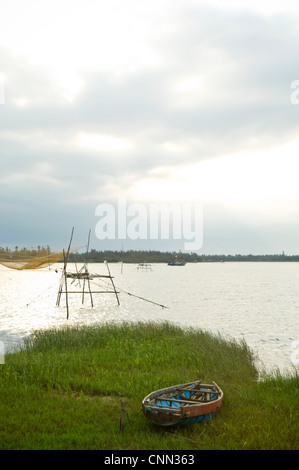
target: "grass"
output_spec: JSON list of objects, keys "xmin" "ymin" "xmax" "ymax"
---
[{"xmin": 0, "ymin": 321, "xmax": 298, "ymax": 450}]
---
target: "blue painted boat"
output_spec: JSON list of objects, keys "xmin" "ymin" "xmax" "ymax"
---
[
  {"xmin": 142, "ymin": 380, "xmax": 223, "ymax": 427},
  {"xmin": 168, "ymin": 260, "xmax": 186, "ymax": 266}
]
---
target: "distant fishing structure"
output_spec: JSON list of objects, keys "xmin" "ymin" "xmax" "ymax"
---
[
  {"xmin": 137, "ymin": 262, "xmax": 152, "ymax": 271},
  {"xmin": 56, "ymin": 228, "xmax": 120, "ymax": 319}
]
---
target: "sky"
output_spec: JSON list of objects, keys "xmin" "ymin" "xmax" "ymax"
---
[{"xmin": 1, "ymin": 0, "xmax": 299, "ymax": 254}]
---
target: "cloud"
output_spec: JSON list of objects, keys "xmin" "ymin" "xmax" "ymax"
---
[{"xmin": 1, "ymin": 2, "xmax": 299, "ymax": 252}]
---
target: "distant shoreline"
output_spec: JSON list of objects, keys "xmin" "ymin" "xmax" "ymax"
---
[
  {"xmin": 2, "ymin": 246, "xmax": 298, "ymax": 265},
  {"xmin": 67, "ymin": 250, "xmax": 299, "ymax": 264}
]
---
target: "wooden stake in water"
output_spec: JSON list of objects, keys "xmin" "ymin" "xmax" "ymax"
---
[
  {"xmin": 63, "ymin": 250, "xmax": 69, "ymax": 320},
  {"xmin": 105, "ymin": 261, "xmax": 120, "ymax": 306},
  {"xmin": 120, "ymin": 401, "xmax": 126, "ymax": 432}
]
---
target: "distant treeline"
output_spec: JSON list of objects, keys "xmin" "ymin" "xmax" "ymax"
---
[
  {"xmin": 1, "ymin": 246, "xmax": 299, "ymax": 263},
  {"xmin": 0, "ymin": 245, "xmax": 51, "ymax": 259},
  {"xmin": 67, "ymin": 250, "xmax": 299, "ymax": 263}
]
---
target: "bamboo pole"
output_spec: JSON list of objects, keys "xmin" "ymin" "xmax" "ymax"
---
[
  {"xmin": 63, "ymin": 249, "xmax": 70, "ymax": 320},
  {"xmin": 105, "ymin": 261, "xmax": 120, "ymax": 305},
  {"xmin": 58, "ymin": 227, "xmax": 74, "ymax": 318},
  {"xmin": 64, "ymin": 227, "xmax": 74, "ymax": 319},
  {"xmin": 83, "ymin": 229, "xmax": 93, "ymax": 306},
  {"xmin": 87, "ymin": 278, "xmax": 94, "ymax": 307},
  {"xmin": 56, "ymin": 277, "xmax": 63, "ymax": 306},
  {"xmin": 82, "ymin": 277, "xmax": 86, "ymax": 304}
]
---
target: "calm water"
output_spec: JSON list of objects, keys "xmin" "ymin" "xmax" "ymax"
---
[{"xmin": 0, "ymin": 262, "xmax": 298, "ymax": 373}]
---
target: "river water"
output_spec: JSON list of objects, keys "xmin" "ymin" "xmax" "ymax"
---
[{"xmin": 0, "ymin": 262, "xmax": 298, "ymax": 373}]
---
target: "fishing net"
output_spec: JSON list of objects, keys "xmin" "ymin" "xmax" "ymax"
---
[{"xmin": 0, "ymin": 251, "xmax": 65, "ymax": 270}]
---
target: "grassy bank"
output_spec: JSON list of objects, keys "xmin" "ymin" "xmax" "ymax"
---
[{"xmin": 0, "ymin": 322, "xmax": 298, "ymax": 450}]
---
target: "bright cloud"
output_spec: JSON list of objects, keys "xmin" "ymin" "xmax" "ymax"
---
[
  {"xmin": 76, "ymin": 133, "xmax": 134, "ymax": 152},
  {"xmin": 130, "ymin": 139, "xmax": 299, "ymax": 206}
]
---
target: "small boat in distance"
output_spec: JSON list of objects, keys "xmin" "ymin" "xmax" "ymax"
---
[
  {"xmin": 168, "ymin": 256, "xmax": 186, "ymax": 266},
  {"xmin": 142, "ymin": 380, "xmax": 223, "ymax": 427}
]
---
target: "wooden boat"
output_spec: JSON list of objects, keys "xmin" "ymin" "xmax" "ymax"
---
[{"xmin": 142, "ymin": 380, "xmax": 223, "ymax": 427}]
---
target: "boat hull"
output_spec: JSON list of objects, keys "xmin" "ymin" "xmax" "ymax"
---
[
  {"xmin": 142, "ymin": 380, "xmax": 223, "ymax": 427},
  {"xmin": 168, "ymin": 262, "xmax": 186, "ymax": 266}
]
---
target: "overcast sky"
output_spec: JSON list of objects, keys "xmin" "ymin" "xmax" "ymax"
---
[{"xmin": 1, "ymin": 0, "xmax": 299, "ymax": 254}]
